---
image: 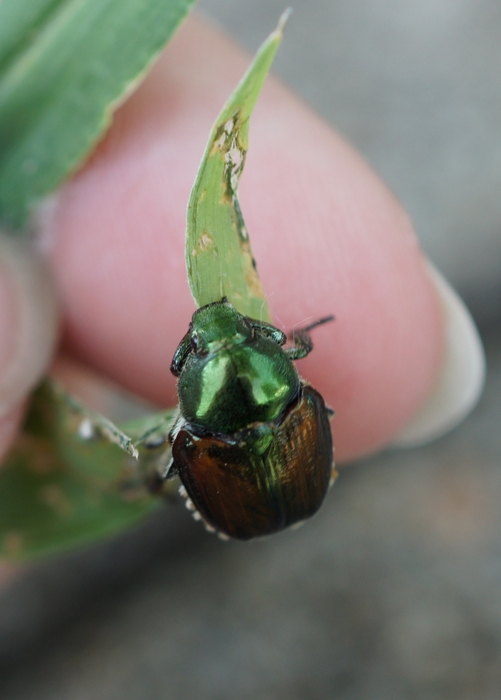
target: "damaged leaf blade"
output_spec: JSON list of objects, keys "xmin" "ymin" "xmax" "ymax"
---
[
  {"xmin": 186, "ymin": 12, "xmax": 289, "ymax": 322},
  {"xmin": 0, "ymin": 380, "xmax": 178, "ymax": 561}
]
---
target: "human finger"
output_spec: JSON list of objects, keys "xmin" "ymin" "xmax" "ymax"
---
[
  {"xmin": 36, "ymin": 16, "xmax": 480, "ymax": 461},
  {"xmin": 0, "ymin": 236, "xmax": 59, "ymax": 461}
]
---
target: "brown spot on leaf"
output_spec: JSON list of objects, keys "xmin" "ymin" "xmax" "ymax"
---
[
  {"xmin": 30, "ymin": 448, "xmax": 57, "ymax": 475},
  {"xmin": 197, "ymin": 231, "xmax": 215, "ymax": 252},
  {"xmin": 244, "ymin": 268, "xmax": 267, "ymax": 299},
  {"xmin": 39, "ymin": 485, "xmax": 72, "ymax": 517},
  {"xmin": 14, "ymin": 435, "xmax": 57, "ymax": 475},
  {"xmin": 3, "ymin": 531, "xmax": 24, "ymax": 555}
]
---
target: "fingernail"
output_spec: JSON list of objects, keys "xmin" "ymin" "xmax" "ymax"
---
[
  {"xmin": 392, "ymin": 262, "xmax": 485, "ymax": 447},
  {"xmin": 0, "ymin": 233, "xmax": 60, "ymax": 418}
]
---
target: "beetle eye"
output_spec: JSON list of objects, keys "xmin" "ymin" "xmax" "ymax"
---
[
  {"xmin": 243, "ymin": 317, "xmax": 255, "ymax": 340},
  {"xmin": 191, "ymin": 333, "xmax": 207, "ymax": 356}
]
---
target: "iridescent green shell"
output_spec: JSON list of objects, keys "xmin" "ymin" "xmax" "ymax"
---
[
  {"xmin": 169, "ymin": 300, "xmax": 335, "ymax": 539},
  {"xmin": 172, "ymin": 300, "xmax": 300, "ymax": 433}
]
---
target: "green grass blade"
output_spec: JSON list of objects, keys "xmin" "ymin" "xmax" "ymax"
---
[
  {"xmin": 0, "ymin": 381, "xmax": 178, "ymax": 562},
  {"xmin": 186, "ymin": 11, "xmax": 290, "ymax": 322},
  {"xmin": 0, "ymin": 0, "xmax": 197, "ymax": 231}
]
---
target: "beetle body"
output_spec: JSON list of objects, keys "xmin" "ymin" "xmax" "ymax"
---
[{"xmin": 167, "ymin": 299, "xmax": 335, "ymax": 539}]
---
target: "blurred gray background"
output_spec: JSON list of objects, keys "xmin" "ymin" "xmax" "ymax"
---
[
  {"xmin": 199, "ymin": 0, "xmax": 501, "ymax": 324},
  {"xmin": 1, "ymin": 2, "xmax": 501, "ymax": 699}
]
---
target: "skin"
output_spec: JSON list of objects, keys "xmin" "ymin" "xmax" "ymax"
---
[{"xmin": 0, "ymin": 15, "xmax": 443, "ymax": 467}]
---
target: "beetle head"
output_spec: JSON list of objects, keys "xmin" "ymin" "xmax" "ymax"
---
[{"xmin": 190, "ymin": 299, "xmax": 253, "ymax": 357}]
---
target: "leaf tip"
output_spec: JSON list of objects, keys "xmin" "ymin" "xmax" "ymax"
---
[{"xmin": 277, "ymin": 8, "xmax": 293, "ymax": 34}]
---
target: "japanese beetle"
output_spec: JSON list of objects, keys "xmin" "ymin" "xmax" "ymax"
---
[{"xmin": 165, "ymin": 299, "xmax": 335, "ymax": 539}]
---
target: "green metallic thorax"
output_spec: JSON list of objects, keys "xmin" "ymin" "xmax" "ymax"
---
[{"xmin": 175, "ymin": 302, "xmax": 300, "ymax": 434}]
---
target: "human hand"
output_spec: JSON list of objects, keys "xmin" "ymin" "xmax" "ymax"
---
[{"xmin": 0, "ymin": 15, "xmax": 484, "ymax": 482}]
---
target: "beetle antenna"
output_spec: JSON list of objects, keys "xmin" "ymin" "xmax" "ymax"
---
[{"xmin": 301, "ymin": 315, "xmax": 335, "ymax": 333}]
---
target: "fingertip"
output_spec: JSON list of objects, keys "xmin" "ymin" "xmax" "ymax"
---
[
  {"xmin": 391, "ymin": 263, "xmax": 485, "ymax": 447},
  {"xmin": 36, "ymin": 15, "xmax": 445, "ymax": 462},
  {"xmin": 0, "ymin": 235, "xmax": 59, "ymax": 419}
]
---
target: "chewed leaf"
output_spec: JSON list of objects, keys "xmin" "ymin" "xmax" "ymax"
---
[
  {"xmin": 186, "ymin": 11, "xmax": 290, "ymax": 322},
  {"xmin": 0, "ymin": 380, "xmax": 178, "ymax": 561},
  {"xmin": 0, "ymin": 0, "xmax": 196, "ymax": 231}
]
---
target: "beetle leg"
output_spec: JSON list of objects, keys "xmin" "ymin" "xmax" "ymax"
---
[
  {"xmin": 286, "ymin": 316, "xmax": 334, "ymax": 360},
  {"xmin": 170, "ymin": 329, "xmax": 193, "ymax": 376},
  {"xmin": 164, "ymin": 458, "xmax": 179, "ymax": 479},
  {"xmin": 144, "ymin": 455, "xmax": 180, "ymax": 499},
  {"xmin": 50, "ymin": 378, "xmax": 139, "ymax": 459},
  {"xmin": 135, "ymin": 424, "xmax": 170, "ymax": 449},
  {"xmin": 249, "ymin": 319, "xmax": 287, "ymax": 345}
]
